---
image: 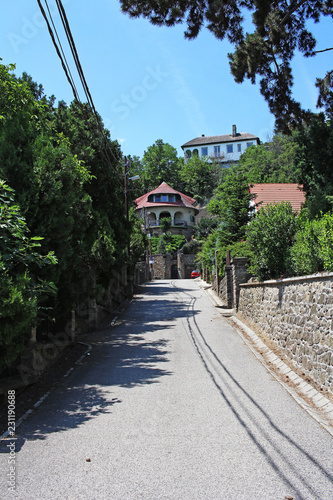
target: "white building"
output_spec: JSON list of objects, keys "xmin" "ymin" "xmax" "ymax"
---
[{"xmin": 181, "ymin": 125, "xmax": 260, "ymax": 166}]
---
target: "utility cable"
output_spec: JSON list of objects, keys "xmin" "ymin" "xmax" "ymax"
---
[
  {"xmin": 44, "ymin": 0, "xmax": 80, "ymax": 102},
  {"xmin": 54, "ymin": 0, "xmax": 120, "ymax": 169},
  {"xmin": 37, "ymin": 0, "xmax": 123, "ymax": 179},
  {"xmin": 36, "ymin": 0, "xmax": 79, "ymax": 101}
]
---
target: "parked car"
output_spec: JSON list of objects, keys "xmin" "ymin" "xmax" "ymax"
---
[{"xmin": 191, "ymin": 270, "xmax": 201, "ymax": 278}]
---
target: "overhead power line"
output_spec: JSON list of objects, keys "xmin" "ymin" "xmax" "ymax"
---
[
  {"xmin": 37, "ymin": 0, "xmax": 79, "ymax": 100},
  {"xmin": 37, "ymin": 0, "xmax": 122, "ymax": 175}
]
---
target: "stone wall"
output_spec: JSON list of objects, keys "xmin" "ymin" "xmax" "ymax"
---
[
  {"xmin": 134, "ymin": 261, "xmax": 149, "ymax": 285},
  {"xmin": 213, "ymin": 258, "xmax": 252, "ymax": 309},
  {"xmin": 238, "ymin": 273, "xmax": 333, "ymax": 391},
  {"xmin": 178, "ymin": 253, "xmax": 197, "ymax": 279},
  {"xmin": 152, "ymin": 254, "xmax": 178, "ymax": 279}
]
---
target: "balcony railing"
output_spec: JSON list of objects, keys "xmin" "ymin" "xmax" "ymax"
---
[
  {"xmin": 210, "ymin": 152, "xmax": 224, "ymax": 159},
  {"xmin": 146, "ymin": 220, "xmax": 188, "ymax": 228},
  {"xmin": 174, "ymin": 220, "xmax": 187, "ymax": 227}
]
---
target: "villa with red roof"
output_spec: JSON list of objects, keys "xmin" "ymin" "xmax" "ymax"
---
[
  {"xmin": 249, "ymin": 183, "xmax": 305, "ymax": 213},
  {"xmin": 134, "ymin": 182, "xmax": 199, "ymax": 237}
]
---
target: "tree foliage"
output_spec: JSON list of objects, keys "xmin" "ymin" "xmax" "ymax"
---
[
  {"xmin": 207, "ymin": 170, "xmax": 253, "ymax": 245},
  {"xmin": 0, "ymin": 181, "xmax": 56, "ymax": 371},
  {"xmin": 0, "ymin": 62, "xmax": 134, "ymax": 368},
  {"xmin": 246, "ymin": 202, "xmax": 298, "ymax": 280},
  {"xmin": 180, "ymin": 154, "xmax": 219, "ymax": 203},
  {"xmin": 141, "ymin": 139, "xmax": 181, "ymax": 191},
  {"xmin": 151, "ymin": 234, "xmax": 185, "ymax": 255},
  {"xmin": 120, "ymin": 0, "xmax": 333, "ymax": 132},
  {"xmin": 294, "ymin": 111, "xmax": 333, "ymax": 217},
  {"xmin": 236, "ymin": 134, "xmax": 301, "ymax": 183}
]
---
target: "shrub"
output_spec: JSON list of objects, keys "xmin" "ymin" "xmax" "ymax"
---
[
  {"xmin": 181, "ymin": 239, "xmax": 202, "ymax": 254},
  {"xmin": 317, "ymin": 212, "xmax": 333, "ymax": 271},
  {"xmin": 289, "ymin": 211, "xmax": 333, "ymax": 275},
  {"xmin": 215, "ymin": 240, "xmax": 253, "ymax": 277},
  {"xmin": 246, "ymin": 202, "xmax": 298, "ymax": 281},
  {"xmin": 0, "ymin": 181, "xmax": 56, "ymax": 373},
  {"xmin": 151, "ymin": 234, "xmax": 186, "ymax": 255},
  {"xmin": 289, "ymin": 217, "xmax": 323, "ymax": 275}
]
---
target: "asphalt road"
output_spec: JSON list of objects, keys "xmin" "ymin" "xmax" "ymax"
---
[{"xmin": 1, "ymin": 279, "xmax": 333, "ymax": 500}]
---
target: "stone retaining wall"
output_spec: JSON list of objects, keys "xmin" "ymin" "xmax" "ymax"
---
[{"xmin": 238, "ymin": 273, "xmax": 333, "ymax": 391}]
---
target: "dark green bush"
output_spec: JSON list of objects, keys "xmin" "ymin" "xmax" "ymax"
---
[
  {"xmin": 181, "ymin": 239, "xmax": 202, "ymax": 254},
  {"xmin": 151, "ymin": 234, "xmax": 186, "ymax": 255},
  {"xmin": 246, "ymin": 202, "xmax": 298, "ymax": 281},
  {"xmin": 0, "ymin": 181, "xmax": 56, "ymax": 372},
  {"xmin": 289, "ymin": 217, "xmax": 323, "ymax": 275}
]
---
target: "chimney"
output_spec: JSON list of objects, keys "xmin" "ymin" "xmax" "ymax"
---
[{"xmin": 232, "ymin": 124, "xmax": 237, "ymax": 137}]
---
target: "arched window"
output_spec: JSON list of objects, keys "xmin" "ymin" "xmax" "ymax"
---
[
  {"xmin": 185, "ymin": 149, "xmax": 192, "ymax": 159},
  {"xmin": 193, "ymin": 149, "xmax": 199, "ymax": 156}
]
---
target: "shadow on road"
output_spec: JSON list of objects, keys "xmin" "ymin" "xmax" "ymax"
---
[{"xmin": 3, "ymin": 282, "xmax": 194, "ymax": 448}]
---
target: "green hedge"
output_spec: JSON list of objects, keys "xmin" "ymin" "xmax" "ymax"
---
[{"xmin": 151, "ymin": 234, "xmax": 186, "ymax": 255}]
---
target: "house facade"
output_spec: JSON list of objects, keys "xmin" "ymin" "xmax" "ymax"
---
[
  {"xmin": 181, "ymin": 125, "xmax": 260, "ymax": 166},
  {"xmin": 134, "ymin": 182, "xmax": 199, "ymax": 238}
]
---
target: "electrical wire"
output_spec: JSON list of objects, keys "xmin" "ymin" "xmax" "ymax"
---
[
  {"xmin": 37, "ymin": 0, "xmax": 79, "ymax": 101},
  {"xmin": 54, "ymin": 0, "xmax": 120, "ymax": 170},
  {"xmin": 36, "ymin": 0, "xmax": 123, "ymax": 178},
  {"xmin": 44, "ymin": 0, "xmax": 80, "ymax": 101}
]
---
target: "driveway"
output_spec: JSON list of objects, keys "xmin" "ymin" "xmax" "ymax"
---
[{"xmin": 1, "ymin": 279, "xmax": 333, "ymax": 499}]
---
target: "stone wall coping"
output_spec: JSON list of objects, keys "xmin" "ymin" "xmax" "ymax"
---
[
  {"xmin": 231, "ymin": 257, "xmax": 249, "ymax": 263},
  {"xmin": 240, "ymin": 271, "xmax": 333, "ymax": 288}
]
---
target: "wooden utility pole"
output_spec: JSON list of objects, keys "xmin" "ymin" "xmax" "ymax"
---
[{"xmin": 124, "ymin": 156, "xmax": 129, "ymax": 224}]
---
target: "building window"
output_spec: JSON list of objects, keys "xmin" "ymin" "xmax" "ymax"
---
[
  {"xmin": 190, "ymin": 215, "xmax": 195, "ymax": 223},
  {"xmin": 154, "ymin": 195, "xmax": 161, "ymax": 202},
  {"xmin": 237, "ymin": 144, "xmax": 241, "ymax": 152},
  {"xmin": 185, "ymin": 149, "xmax": 192, "ymax": 159},
  {"xmin": 193, "ymin": 149, "xmax": 199, "ymax": 156},
  {"xmin": 214, "ymin": 146, "xmax": 220, "ymax": 157},
  {"xmin": 201, "ymin": 147, "xmax": 208, "ymax": 156},
  {"xmin": 227, "ymin": 144, "xmax": 233, "ymax": 154},
  {"xmin": 247, "ymin": 142, "xmax": 253, "ymax": 148},
  {"xmin": 169, "ymin": 195, "xmax": 176, "ymax": 202},
  {"xmin": 162, "ymin": 195, "xmax": 168, "ymax": 202}
]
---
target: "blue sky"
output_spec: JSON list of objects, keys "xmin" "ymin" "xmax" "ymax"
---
[{"xmin": 1, "ymin": 1, "xmax": 332, "ymax": 159}]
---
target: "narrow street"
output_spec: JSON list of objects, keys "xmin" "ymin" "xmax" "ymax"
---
[{"xmin": 1, "ymin": 279, "xmax": 333, "ymax": 500}]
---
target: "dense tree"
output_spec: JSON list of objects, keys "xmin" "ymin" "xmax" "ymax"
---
[
  {"xmin": 0, "ymin": 63, "xmax": 132, "ymax": 342},
  {"xmin": 294, "ymin": 111, "xmax": 333, "ymax": 217},
  {"xmin": 141, "ymin": 139, "xmax": 181, "ymax": 191},
  {"xmin": 207, "ymin": 170, "xmax": 253, "ymax": 245},
  {"xmin": 53, "ymin": 100, "xmax": 128, "ymax": 289},
  {"xmin": 236, "ymin": 134, "xmax": 301, "ymax": 183},
  {"xmin": 180, "ymin": 154, "xmax": 220, "ymax": 203},
  {"xmin": 196, "ymin": 170, "xmax": 254, "ymax": 273},
  {"xmin": 0, "ymin": 181, "xmax": 56, "ymax": 371},
  {"xmin": 246, "ymin": 202, "xmax": 298, "ymax": 280},
  {"xmin": 120, "ymin": 0, "xmax": 333, "ymax": 132},
  {"xmin": 194, "ymin": 217, "xmax": 218, "ymax": 240}
]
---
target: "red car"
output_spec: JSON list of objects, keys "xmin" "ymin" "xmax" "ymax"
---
[{"xmin": 191, "ymin": 270, "xmax": 201, "ymax": 278}]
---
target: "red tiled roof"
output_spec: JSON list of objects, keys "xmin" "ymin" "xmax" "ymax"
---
[
  {"xmin": 249, "ymin": 183, "xmax": 305, "ymax": 212},
  {"xmin": 134, "ymin": 182, "xmax": 198, "ymax": 212}
]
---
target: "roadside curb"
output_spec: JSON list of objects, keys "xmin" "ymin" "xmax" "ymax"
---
[{"xmin": 200, "ymin": 280, "xmax": 333, "ymax": 436}]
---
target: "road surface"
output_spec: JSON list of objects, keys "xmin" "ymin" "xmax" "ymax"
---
[{"xmin": 1, "ymin": 279, "xmax": 333, "ymax": 499}]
